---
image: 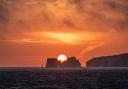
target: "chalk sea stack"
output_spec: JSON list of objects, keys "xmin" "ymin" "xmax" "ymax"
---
[
  {"xmin": 46, "ymin": 57, "xmax": 81, "ymax": 68},
  {"xmin": 46, "ymin": 58, "xmax": 60, "ymax": 68},
  {"xmin": 86, "ymin": 53, "xmax": 128, "ymax": 67}
]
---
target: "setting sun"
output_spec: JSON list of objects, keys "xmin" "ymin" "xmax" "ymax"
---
[{"xmin": 57, "ymin": 54, "xmax": 67, "ymax": 63}]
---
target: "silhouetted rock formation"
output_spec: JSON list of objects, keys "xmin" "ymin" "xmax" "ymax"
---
[
  {"xmin": 86, "ymin": 53, "xmax": 128, "ymax": 67},
  {"xmin": 46, "ymin": 58, "xmax": 60, "ymax": 68},
  {"xmin": 46, "ymin": 57, "xmax": 81, "ymax": 68},
  {"xmin": 62, "ymin": 57, "xmax": 81, "ymax": 67}
]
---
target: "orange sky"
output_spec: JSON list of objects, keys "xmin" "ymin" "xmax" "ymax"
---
[{"xmin": 0, "ymin": 0, "xmax": 128, "ymax": 67}]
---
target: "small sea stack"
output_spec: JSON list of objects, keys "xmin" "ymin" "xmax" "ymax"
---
[{"xmin": 46, "ymin": 57, "xmax": 81, "ymax": 68}]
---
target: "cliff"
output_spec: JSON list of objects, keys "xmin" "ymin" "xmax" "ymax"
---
[{"xmin": 86, "ymin": 53, "xmax": 128, "ymax": 67}]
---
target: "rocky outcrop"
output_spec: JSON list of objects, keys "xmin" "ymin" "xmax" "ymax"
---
[
  {"xmin": 86, "ymin": 53, "xmax": 128, "ymax": 67},
  {"xmin": 46, "ymin": 57, "xmax": 81, "ymax": 68},
  {"xmin": 61, "ymin": 57, "xmax": 81, "ymax": 67},
  {"xmin": 46, "ymin": 58, "xmax": 60, "ymax": 68}
]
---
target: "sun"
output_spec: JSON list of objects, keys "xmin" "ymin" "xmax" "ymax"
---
[{"xmin": 57, "ymin": 54, "xmax": 67, "ymax": 63}]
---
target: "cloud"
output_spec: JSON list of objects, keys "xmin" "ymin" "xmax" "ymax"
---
[
  {"xmin": 0, "ymin": 0, "xmax": 9, "ymax": 23},
  {"xmin": 0, "ymin": 0, "xmax": 127, "ymax": 35}
]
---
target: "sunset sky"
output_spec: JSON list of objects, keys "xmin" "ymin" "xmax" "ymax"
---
[{"xmin": 0, "ymin": 0, "xmax": 128, "ymax": 67}]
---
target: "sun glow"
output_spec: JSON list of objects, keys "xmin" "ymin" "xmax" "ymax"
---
[
  {"xmin": 43, "ymin": 32, "xmax": 79, "ymax": 44},
  {"xmin": 57, "ymin": 54, "xmax": 67, "ymax": 63},
  {"xmin": 31, "ymin": 31, "xmax": 105, "ymax": 44}
]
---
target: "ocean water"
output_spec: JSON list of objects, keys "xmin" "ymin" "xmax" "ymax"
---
[{"xmin": 0, "ymin": 67, "xmax": 128, "ymax": 89}]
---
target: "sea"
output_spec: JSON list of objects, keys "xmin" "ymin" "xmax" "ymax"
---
[{"xmin": 0, "ymin": 67, "xmax": 128, "ymax": 89}]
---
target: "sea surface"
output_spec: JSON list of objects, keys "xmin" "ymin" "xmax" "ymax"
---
[{"xmin": 0, "ymin": 67, "xmax": 128, "ymax": 89}]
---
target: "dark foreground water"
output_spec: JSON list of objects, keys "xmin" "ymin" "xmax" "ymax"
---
[{"xmin": 0, "ymin": 67, "xmax": 128, "ymax": 89}]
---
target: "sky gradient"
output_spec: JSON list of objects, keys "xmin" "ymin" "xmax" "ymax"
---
[{"xmin": 0, "ymin": 0, "xmax": 128, "ymax": 67}]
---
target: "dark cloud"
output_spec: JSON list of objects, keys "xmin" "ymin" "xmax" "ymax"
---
[
  {"xmin": 69, "ymin": 0, "xmax": 83, "ymax": 10},
  {"xmin": 100, "ymin": 0, "xmax": 128, "ymax": 31},
  {"xmin": 0, "ymin": 0, "xmax": 10, "ymax": 41},
  {"xmin": 63, "ymin": 20, "xmax": 75, "ymax": 28},
  {"xmin": 82, "ymin": 0, "xmax": 128, "ymax": 32},
  {"xmin": 0, "ymin": 0, "xmax": 9, "ymax": 23}
]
